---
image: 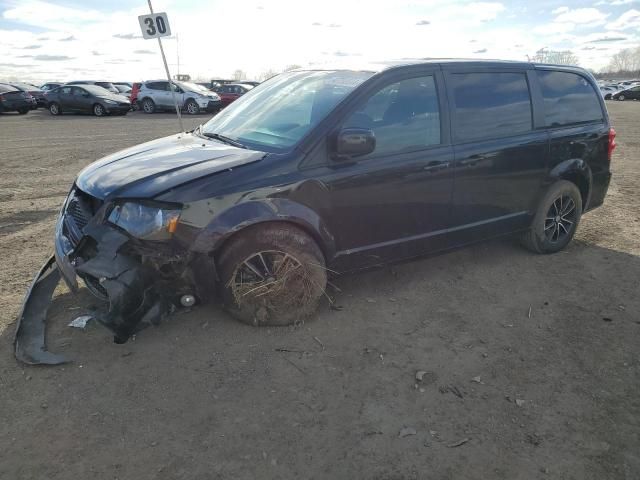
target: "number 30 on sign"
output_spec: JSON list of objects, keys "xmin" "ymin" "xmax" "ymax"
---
[{"xmin": 138, "ymin": 12, "xmax": 171, "ymax": 39}]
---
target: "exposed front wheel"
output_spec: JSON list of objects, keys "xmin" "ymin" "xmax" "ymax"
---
[
  {"xmin": 618, "ymin": 95, "xmax": 625, "ymax": 101},
  {"xmin": 185, "ymin": 99, "xmax": 200, "ymax": 115},
  {"xmin": 18, "ymin": 108, "xmax": 29, "ymax": 114},
  {"xmin": 217, "ymin": 224, "xmax": 328, "ymax": 326},
  {"xmin": 521, "ymin": 180, "xmax": 582, "ymax": 254},
  {"xmin": 93, "ymin": 103, "xmax": 105, "ymax": 116}
]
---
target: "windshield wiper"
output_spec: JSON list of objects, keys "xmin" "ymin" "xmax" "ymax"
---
[{"xmin": 202, "ymin": 131, "xmax": 246, "ymax": 148}]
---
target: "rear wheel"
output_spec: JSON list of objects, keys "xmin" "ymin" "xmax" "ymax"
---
[
  {"xmin": 217, "ymin": 223, "xmax": 327, "ymax": 326},
  {"xmin": 18, "ymin": 108, "xmax": 29, "ymax": 114},
  {"xmin": 185, "ymin": 99, "xmax": 200, "ymax": 115},
  {"xmin": 49, "ymin": 102, "xmax": 61, "ymax": 115},
  {"xmin": 142, "ymin": 98, "xmax": 155, "ymax": 114},
  {"xmin": 618, "ymin": 94, "xmax": 625, "ymax": 101},
  {"xmin": 521, "ymin": 180, "xmax": 582, "ymax": 254},
  {"xmin": 93, "ymin": 103, "xmax": 105, "ymax": 116}
]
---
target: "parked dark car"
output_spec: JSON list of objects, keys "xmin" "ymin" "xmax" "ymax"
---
[
  {"xmin": 41, "ymin": 82, "xmax": 62, "ymax": 92},
  {"xmin": 217, "ymin": 83, "xmax": 253, "ymax": 106},
  {"xmin": 15, "ymin": 60, "xmax": 615, "ymax": 364},
  {"xmin": 9, "ymin": 82, "xmax": 46, "ymax": 107},
  {"xmin": 0, "ymin": 83, "xmax": 33, "ymax": 114},
  {"xmin": 46, "ymin": 84, "xmax": 131, "ymax": 116},
  {"xmin": 65, "ymin": 80, "xmax": 119, "ymax": 94},
  {"xmin": 612, "ymin": 85, "xmax": 640, "ymax": 101}
]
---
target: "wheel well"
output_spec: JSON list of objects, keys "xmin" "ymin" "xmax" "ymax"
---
[
  {"xmin": 560, "ymin": 172, "xmax": 589, "ymax": 210},
  {"xmin": 211, "ymin": 220, "xmax": 328, "ymax": 265}
]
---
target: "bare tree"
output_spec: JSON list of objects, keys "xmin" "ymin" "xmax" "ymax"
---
[
  {"xmin": 282, "ymin": 64, "xmax": 302, "ymax": 72},
  {"xmin": 232, "ymin": 69, "xmax": 247, "ymax": 81},
  {"xmin": 258, "ymin": 69, "xmax": 279, "ymax": 81},
  {"xmin": 606, "ymin": 46, "xmax": 640, "ymax": 74},
  {"xmin": 529, "ymin": 48, "xmax": 579, "ymax": 66}
]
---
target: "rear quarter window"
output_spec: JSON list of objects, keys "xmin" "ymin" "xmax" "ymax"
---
[
  {"xmin": 451, "ymin": 72, "xmax": 532, "ymax": 142},
  {"xmin": 536, "ymin": 70, "xmax": 603, "ymax": 127}
]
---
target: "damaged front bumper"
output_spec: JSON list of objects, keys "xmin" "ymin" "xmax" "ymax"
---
[{"xmin": 15, "ymin": 187, "xmax": 207, "ymax": 365}]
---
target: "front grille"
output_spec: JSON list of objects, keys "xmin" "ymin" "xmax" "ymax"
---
[{"xmin": 63, "ymin": 187, "xmax": 103, "ymax": 245}]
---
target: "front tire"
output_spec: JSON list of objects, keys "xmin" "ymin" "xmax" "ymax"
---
[
  {"xmin": 49, "ymin": 102, "xmax": 61, "ymax": 115},
  {"xmin": 521, "ymin": 180, "xmax": 582, "ymax": 254},
  {"xmin": 18, "ymin": 108, "xmax": 29, "ymax": 114},
  {"xmin": 217, "ymin": 223, "xmax": 328, "ymax": 326},
  {"xmin": 93, "ymin": 103, "xmax": 105, "ymax": 116},
  {"xmin": 185, "ymin": 99, "xmax": 200, "ymax": 115},
  {"xmin": 618, "ymin": 95, "xmax": 625, "ymax": 101}
]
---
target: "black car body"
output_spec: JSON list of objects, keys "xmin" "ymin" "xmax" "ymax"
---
[
  {"xmin": 0, "ymin": 83, "xmax": 33, "ymax": 114},
  {"xmin": 15, "ymin": 60, "xmax": 615, "ymax": 364},
  {"xmin": 612, "ymin": 85, "xmax": 640, "ymax": 101},
  {"xmin": 9, "ymin": 82, "xmax": 46, "ymax": 107},
  {"xmin": 46, "ymin": 84, "xmax": 131, "ymax": 116}
]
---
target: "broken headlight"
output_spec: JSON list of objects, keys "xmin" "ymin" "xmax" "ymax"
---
[{"xmin": 108, "ymin": 202, "xmax": 181, "ymax": 241}]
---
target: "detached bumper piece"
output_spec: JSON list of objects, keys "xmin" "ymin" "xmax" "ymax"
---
[{"xmin": 14, "ymin": 256, "xmax": 69, "ymax": 365}]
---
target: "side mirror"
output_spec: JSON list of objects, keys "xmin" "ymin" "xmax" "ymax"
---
[{"xmin": 333, "ymin": 128, "xmax": 376, "ymax": 159}]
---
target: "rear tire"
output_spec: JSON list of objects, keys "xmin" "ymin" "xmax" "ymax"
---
[
  {"xmin": 217, "ymin": 223, "xmax": 327, "ymax": 327},
  {"xmin": 49, "ymin": 102, "xmax": 61, "ymax": 115},
  {"xmin": 618, "ymin": 95, "xmax": 625, "ymax": 101},
  {"xmin": 142, "ymin": 98, "xmax": 155, "ymax": 113},
  {"xmin": 521, "ymin": 180, "xmax": 582, "ymax": 254},
  {"xmin": 18, "ymin": 108, "xmax": 29, "ymax": 114}
]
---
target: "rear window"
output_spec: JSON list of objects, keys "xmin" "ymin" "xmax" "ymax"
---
[
  {"xmin": 537, "ymin": 71, "xmax": 603, "ymax": 127},
  {"xmin": 451, "ymin": 72, "xmax": 532, "ymax": 142}
]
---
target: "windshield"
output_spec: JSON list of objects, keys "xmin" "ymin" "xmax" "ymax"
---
[
  {"xmin": 202, "ymin": 70, "xmax": 375, "ymax": 152},
  {"xmin": 77, "ymin": 85, "xmax": 114, "ymax": 96},
  {"xmin": 180, "ymin": 81, "xmax": 210, "ymax": 93}
]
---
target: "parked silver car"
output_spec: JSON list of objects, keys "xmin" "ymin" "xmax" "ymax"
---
[{"xmin": 138, "ymin": 80, "xmax": 222, "ymax": 114}]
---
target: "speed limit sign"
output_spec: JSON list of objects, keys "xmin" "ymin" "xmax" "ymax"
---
[{"xmin": 138, "ymin": 12, "xmax": 171, "ymax": 39}]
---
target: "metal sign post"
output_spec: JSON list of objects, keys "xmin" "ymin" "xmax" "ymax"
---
[{"xmin": 139, "ymin": 1, "xmax": 184, "ymax": 132}]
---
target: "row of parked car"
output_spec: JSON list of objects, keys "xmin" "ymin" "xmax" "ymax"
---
[
  {"xmin": 598, "ymin": 79, "xmax": 640, "ymax": 100},
  {"xmin": 0, "ymin": 79, "xmax": 258, "ymax": 116}
]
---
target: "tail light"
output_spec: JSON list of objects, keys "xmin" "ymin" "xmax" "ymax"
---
[
  {"xmin": 608, "ymin": 127, "xmax": 617, "ymax": 161},
  {"xmin": 0, "ymin": 94, "xmax": 4, "ymax": 101}
]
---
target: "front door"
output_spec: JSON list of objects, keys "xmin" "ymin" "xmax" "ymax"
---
[{"xmin": 301, "ymin": 71, "xmax": 455, "ymax": 271}]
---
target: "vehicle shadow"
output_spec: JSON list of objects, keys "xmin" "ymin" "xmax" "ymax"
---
[{"xmin": 0, "ymin": 238, "xmax": 638, "ymax": 479}]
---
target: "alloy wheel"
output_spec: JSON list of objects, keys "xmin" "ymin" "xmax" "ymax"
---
[
  {"xmin": 50, "ymin": 103, "xmax": 59, "ymax": 115},
  {"xmin": 186, "ymin": 101, "xmax": 198, "ymax": 114},
  {"xmin": 230, "ymin": 250, "xmax": 308, "ymax": 314},
  {"xmin": 94, "ymin": 104, "xmax": 104, "ymax": 116},
  {"xmin": 544, "ymin": 195, "xmax": 577, "ymax": 244}
]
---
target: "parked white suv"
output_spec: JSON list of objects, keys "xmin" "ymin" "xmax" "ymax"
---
[{"xmin": 138, "ymin": 80, "xmax": 222, "ymax": 114}]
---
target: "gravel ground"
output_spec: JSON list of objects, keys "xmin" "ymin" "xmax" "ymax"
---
[{"xmin": 0, "ymin": 105, "xmax": 638, "ymax": 479}]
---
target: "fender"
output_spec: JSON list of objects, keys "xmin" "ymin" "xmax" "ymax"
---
[
  {"xmin": 548, "ymin": 158, "xmax": 593, "ymax": 209},
  {"xmin": 188, "ymin": 198, "xmax": 337, "ymax": 260}
]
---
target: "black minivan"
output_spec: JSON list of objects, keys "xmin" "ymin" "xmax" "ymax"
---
[{"xmin": 16, "ymin": 60, "xmax": 615, "ymax": 364}]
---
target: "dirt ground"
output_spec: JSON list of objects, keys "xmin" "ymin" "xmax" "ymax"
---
[{"xmin": 0, "ymin": 105, "xmax": 638, "ymax": 480}]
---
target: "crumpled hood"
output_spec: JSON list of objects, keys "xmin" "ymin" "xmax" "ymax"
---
[{"xmin": 76, "ymin": 133, "xmax": 264, "ymax": 199}]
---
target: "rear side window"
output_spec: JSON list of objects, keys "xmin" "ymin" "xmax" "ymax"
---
[
  {"xmin": 537, "ymin": 71, "xmax": 603, "ymax": 127},
  {"xmin": 451, "ymin": 72, "xmax": 532, "ymax": 141}
]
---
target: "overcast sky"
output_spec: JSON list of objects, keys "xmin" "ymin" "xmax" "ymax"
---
[{"xmin": 0, "ymin": 0, "xmax": 639, "ymax": 82}]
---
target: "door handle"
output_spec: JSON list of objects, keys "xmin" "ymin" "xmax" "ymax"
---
[{"xmin": 423, "ymin": 161, "xmax": 450, "ymax": 172}]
